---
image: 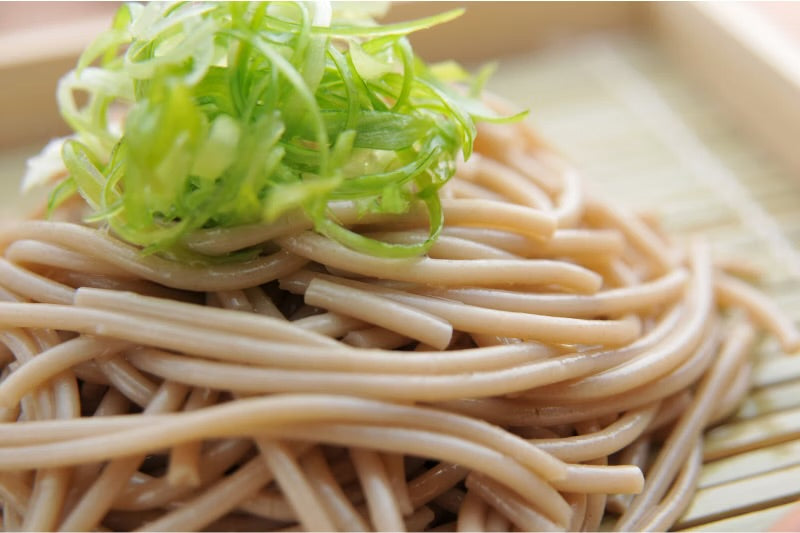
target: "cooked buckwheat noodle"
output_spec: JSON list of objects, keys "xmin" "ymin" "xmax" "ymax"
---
[{"xmin": 0, "ymin": 115, "xmax": 797, "ymax": 533}]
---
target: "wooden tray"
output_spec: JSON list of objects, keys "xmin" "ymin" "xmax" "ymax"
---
[{"xmin": 1, "ymin": 2, "xmax": 799, "ymax": 530}]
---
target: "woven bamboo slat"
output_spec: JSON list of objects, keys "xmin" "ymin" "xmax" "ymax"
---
[{"xmin": 488, "ymin": 35, "xmax": 800, "ymax": 531}]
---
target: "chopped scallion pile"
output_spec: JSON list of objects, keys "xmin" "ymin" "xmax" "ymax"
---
[{"xmin": 52, "ymin": 1, "xmax": 525, "ymax": 259}]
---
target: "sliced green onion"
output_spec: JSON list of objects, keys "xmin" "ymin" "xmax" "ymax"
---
[{"xmin": 49, "ymin": 1, "xmax": 521, "ymax": 261}]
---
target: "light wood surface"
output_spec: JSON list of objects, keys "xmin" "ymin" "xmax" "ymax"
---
[
  {"xmin": 0, "ymin": 2, "xmax": 116, "ymax": 147},
  {"xmin": 652, "ymin": 2, "xmax": 800, "ymax": 177}
]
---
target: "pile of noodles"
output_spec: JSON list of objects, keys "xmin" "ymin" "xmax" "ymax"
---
[{"xmin": 0, "ymin": 114, "xmax": 798, "ymax": 532}]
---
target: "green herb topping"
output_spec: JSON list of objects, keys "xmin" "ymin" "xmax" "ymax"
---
[{"xmin": 53, "ymin": 1, "xmax": 524, "ymax": 259}]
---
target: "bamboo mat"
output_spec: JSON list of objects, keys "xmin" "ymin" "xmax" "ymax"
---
[{"xmin": 488, "ymin": 35, "xmax": 800, "ymax": 531}]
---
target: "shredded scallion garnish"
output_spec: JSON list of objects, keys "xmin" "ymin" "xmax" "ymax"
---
[{"xmin": 52, "ymin": 1, "xmax": 525, "ymax": 259}]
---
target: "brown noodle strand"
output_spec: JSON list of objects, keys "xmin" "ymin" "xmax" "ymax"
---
[
  {"xmin": 113, "ymin": 439, "xmax": 253, "ymax": 512},
  {"xmin": 408, "ymin": 463, "xmax": 469, "ymax": 509},
  {"xmin": 419, "ymin": 268, "xmax": 687, "ymax": 318},
  {"xmin": 0, "ymin": 336, "xmax": 130, "ymax": 408},
  {"xmin": 554, "ymin": 463, "xmax": 643, "ymax": 495},
  {"xmin": 465, "ymin": 473, "xmax": 561, "ymax": 532},
  {"xmin": 708, "ymin": 361, "xmax": 752, "ymax": 425},
  {"xmin": 3, "ymin": 505, "xmax": 22, "ymax": 532},
  {"xmin": 166, "ymin": 387, "xmax": 219, "ymax": 487},
  {"xmin": 277, "ymin": 232, "xmax": 601, "ymax": 293},
  {"xmin": 58, "ymin": 381, "xmax": 188, "ymax": 531},
  {"xmin": 584, "ymin": 199, "xmax": 675, "ymax": 277},
  {"xmin": 456, "ymin": 490, "xmax": 489, "ymax": 533},
  {"xmin": 484, "ymin": 507, "xmax": 511, "ymax": 533},
  {"xmin": 304, "ymin": 278, "xmax": 453, "ymax": 350},
  {"xmin": 183, "ymin": 196, "xmax": 556, "ymax": 258},
  {"xmin": 290, "ymin": 312, "xmax": 367, "ymax": 337},
  {"xmin": 25, "ymin": 467, "xmax": 72, "ymax": 532},
  {"xmin": 551, "ymin": 164, "xmax": 584, "ymax": 228},
  {"xmin": 633, "ymin": 442, "xmax": 702, "ymax": 531},
  {"xmin": 365, "ymin": 230, "xmax": 518, "ymax": 260},
  {"xmin": 530, "ymin": 402, "xmax": 659, "ymax": 463},
  {"xmin": 605, "ymin": 436, "xmax": 651, "ymax": 516},
  {"xmin": 5, "ymin": 239, "xmax": 135, "ymax": 279},
  {"xmin": 236, "ymin": 489, "xmax": 297, "ymax": 522},
  {"xmin": 351, "ymin": 447, "xmax": 406, "ymax": 531},
  {"xmin": 64, "ymin": 388, "xmax": 129, "ymax": 516},
  {"xmin": 382, "ymin": 453, "xmax": 414, "ymax": 516},
  {"xmin": 257, "ymin": 439, "xmax": 337, "ymax": 532},
  {"xmin": 215, "ymin": 289, "xmax": 255, "ymax": 312},
  {"xmin": 447, "ymin": 178, "xmax": 508, "ymax": 203},
  {"xmin": 343, "ymin": 327, "xmax": 412, "ymax": 349},
  {"xmin": 441, "ymin": 227, "xmax": 625, "ymax": 261},
  {"xmin": 23, "ymin": 374, "xmax": 79, "ymax": 532},
  {"xmin": 0, "ymin": 303, "xmax": 555, "ymax": 374},
  {"xmin": 281, "ymin": 271, "xmax": 640, "ymax": 346},
  {"xmin": 614, "ymin": 320, "xmax": 756, "ymax": 531},
  {"xmin": 243, "ymin": 286, "xmax": 285, "ymax": 318},
  {"xmin": 124, "ymin": 345, "xmax": 644, "ymax": 401},
  {"xmin": 0, "ymin": 258, "xmax": 75, "ymax": 305},
  {"xmin": 74, "ymin": 287, "xmax": 342, "ymax": 348},
  {"xmin": 565, "ymin": 492, "xmax": 587, "ymax": 532},
  {"xmin": 468, "ymin": 153, "xmax": 554, "ymax": 211},
  {"xmin": 474, "ymin": 319, "xmax": 720, "ymax": 428},
  {"xmin": 404, "ymin": 506, "xmax": 436, "ymax": 532},
  {"xmin": 432, "ymin": 488, "xmax": 466, "ymax": 515},
  {"xmin": 0, "ymin": 110, "xmax": 791, "ymax": 532},
  {"xmin": 7, "ymin": 327, "xmax": 75, "ymax": 532},
  {"xmin": 525, "ymin": 243, "xmax": 713, "ymax": 402},
  {"xmin": 0, "ymin": 397, "xmax": 567, "ymax": 486},
  {"xmin": 249, "ymin": 424, "xmax": 572, "ymax": 526},
  {"xmin": 1, "ymin": 222, "xmax": 310, "ymax": 291},
  {"xmin": 300, "ymin": 448, "xmax": 370, "ymax": 531},
  {"xmin": 0, "ymin": 472, "xmax": 31, "ymax": 516},
  {"xmin": 644, "ymin": 391, "xmax": 693, "ymax": 436},
  {"xmin": 715, "ymin": 273, "xmax": 800, "ymax": 352},
  {"xmin": 581, "ymin": 457, "xmax": 609, "ymax": 532},
  {"xmin": 136, "ymin": 455, "xmax": 275, "ymax": 532},
  {"xmin": 96, "ymin": 357, "xmax": 158, "ymax": 408}
]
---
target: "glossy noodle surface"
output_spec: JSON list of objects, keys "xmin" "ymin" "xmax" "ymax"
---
[{"xmin": 0, "ymin": 120, "xmax": 796, "ymax": 532}]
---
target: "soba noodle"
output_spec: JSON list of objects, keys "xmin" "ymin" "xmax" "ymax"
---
[{"xmin": 0, "ymin": 117, "xmax": 797, "ymax": 533}]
